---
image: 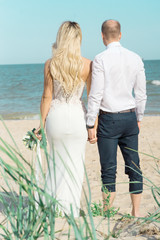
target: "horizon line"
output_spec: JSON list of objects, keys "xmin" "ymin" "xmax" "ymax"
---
[{"xmin": 1, "ymin": 58, "xmax": 160, "ymax": 66}]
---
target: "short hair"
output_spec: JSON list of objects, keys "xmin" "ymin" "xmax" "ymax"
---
[{"xmin": 101, "ymin": 20, "xmax": 121, "ymax": 40}]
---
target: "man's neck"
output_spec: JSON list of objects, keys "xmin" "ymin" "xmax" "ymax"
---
[{"xmin": 105, "ymin": 39, "xmax": 119, "ymax": 46}]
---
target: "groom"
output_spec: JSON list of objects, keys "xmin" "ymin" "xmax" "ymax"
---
[{"xmin": 86, "ymin": 20, "xmax": 147, "ymax": 217}]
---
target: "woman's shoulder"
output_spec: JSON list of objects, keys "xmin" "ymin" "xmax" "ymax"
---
[
  {"xmin": 44, "ymin": 59, "xmax": 53, "ymax": 81},
  {"xmin": 82, "ymin": 57, "xmax": 92, "ymax": 80},
  {"xmin": 44, "ymin": 59, "xmax": 52, "ymax": 75},
  {"xmin": 81, "ymin": 57, "xmax": 92, "ymax": 81},
  {"xmin": 44, "ymin": 59, "xmax": 52, "ymax": 68},
  {"xmin": 82, "ymin": 57, "xmax": 92, "ymax": 66}
]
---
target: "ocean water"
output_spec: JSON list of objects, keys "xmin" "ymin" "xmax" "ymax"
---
[{"xmin": 0, "ymin": 60, "xmax": 160, "ymax": 120}]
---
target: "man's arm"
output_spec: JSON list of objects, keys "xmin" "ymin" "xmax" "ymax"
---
[
  {"xmin": 86, "ymin": 56, "xmax": 105, "ymax": 127},
  {"xmin": 86, "ymin": 56, "xmax": 104, "ymax": 143},
  {"xmin": 134, "ymin": 58, "xmax": 147, "ymax": 124}
]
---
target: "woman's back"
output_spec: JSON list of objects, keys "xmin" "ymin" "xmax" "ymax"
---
[
  {"xmin": 45, "ymin": 56, "xmax": 91, "ymax": 217},
  {"xmin": 51, "ymin": 56, "xmax": 91, "ymax": 100},
  {"xmin": 46, "ymin": 56, "xmax": 91, "ymax": 139}
]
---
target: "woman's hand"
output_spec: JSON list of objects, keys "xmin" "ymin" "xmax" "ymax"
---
[
  {"xmin": 34, "ymin": 127, "xmax": 42, "ymax": 141},
  {"xmin": 137, "ymin": 121, "xmax": 141, "ymax": 131}
]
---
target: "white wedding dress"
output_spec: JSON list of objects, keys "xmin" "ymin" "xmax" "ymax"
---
[{"xmin": 45, "ymin": 79, "xmax": 87, "ymax": 217}]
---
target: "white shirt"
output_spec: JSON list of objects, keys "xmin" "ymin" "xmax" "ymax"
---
[{"xmin": 87, "ymin": 42, "xmax": 147, "ymax": 126}]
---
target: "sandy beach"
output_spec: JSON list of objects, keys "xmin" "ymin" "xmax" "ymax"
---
[{"xmin": 0, "ymin": 116, "xmax": 160, "ymax": 239}]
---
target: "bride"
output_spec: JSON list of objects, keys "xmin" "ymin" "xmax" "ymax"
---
[{"xmin": 35, "ymin": 21, "xmax": 92, "ymax": 217}]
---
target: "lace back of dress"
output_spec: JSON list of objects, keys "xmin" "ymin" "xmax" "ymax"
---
[{"xmin": 53, "ymin": 79, "xmax": 85, "ymax": 103}]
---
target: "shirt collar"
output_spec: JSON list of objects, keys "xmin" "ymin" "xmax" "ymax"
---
[{"xmin": 106, "ymin": 41, "xmax": 121, "ymax": 49}]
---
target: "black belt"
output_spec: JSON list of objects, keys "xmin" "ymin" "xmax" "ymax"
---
[{"xmin": 100, "ymin": 108, "xmax": 135, "ymax": 115}]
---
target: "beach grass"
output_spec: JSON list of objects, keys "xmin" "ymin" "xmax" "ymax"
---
[
  {"xmin": 0, "ymin": 120, "xmax": 100, "ymax": 239},
  {"xmin": 0, "ymin": 119, "xmax": 160, "ymax": 239}
]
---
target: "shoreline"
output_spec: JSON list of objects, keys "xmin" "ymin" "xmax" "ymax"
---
[{"xmin": 1, "ymin": 113, "xmax": 160, "ymax": 121}]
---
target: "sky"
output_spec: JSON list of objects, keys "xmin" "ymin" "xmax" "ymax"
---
[{"xmin": 1, "ymin": 0, "xmax": 160, "ymax": 65}]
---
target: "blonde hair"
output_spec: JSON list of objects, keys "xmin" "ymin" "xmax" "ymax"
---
[{"xmin": 50, "ymin": 21, "xmax": 84, "ymax": 94}]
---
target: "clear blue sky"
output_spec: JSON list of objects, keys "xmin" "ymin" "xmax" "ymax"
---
[{"xmin": 1, "ymin": 0, "xmax": 160, "ymax": 64}]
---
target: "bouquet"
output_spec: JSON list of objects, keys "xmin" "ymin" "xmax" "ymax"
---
[{"xmin": 22, "ymin": 128, "xmax": 47, "ymax": 150}]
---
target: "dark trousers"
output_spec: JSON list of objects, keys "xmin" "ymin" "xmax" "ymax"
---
[{"xmin": 97, "ymin": 111, "xmax": 143, "ymax": 194}]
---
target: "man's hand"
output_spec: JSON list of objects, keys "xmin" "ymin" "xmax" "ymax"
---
[
  {"xmin": 137, "ymin": 121, "xmax": 141, "ymax": 131},
  {"xmin": 88, "ymin": 128, "xmax": 97, "ymax": 144}
]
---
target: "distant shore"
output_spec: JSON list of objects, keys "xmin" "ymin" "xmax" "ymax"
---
[{"xmin": 1, "ymin": 112, "xmax": 160, "ymax": 121}]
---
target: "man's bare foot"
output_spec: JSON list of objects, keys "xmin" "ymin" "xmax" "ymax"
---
[
  {"xmin": 130, "ymin": 193, "xmax": 142, "ymax": 218},
  {"xmin": 131, "ymin": 210, "xmax": 144, "ymax": 218}
]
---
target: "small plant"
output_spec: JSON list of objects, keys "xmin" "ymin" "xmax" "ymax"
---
[
  {"xmin": 90, "ymin": 201, "xmax": 103, "ymax": 217},
  {"xmin": 90, "ymin": 200, "xmax": 119, "ymax": 218},
  {"xmin": 102, "ymin": 187, "xmax": 119, "ymax": 217},
  {"xmin": 102, "ymin": 187, "xmax": 119, "ymax": 237},
  {"xmin": 90, "ymin": 187, "xmax": 119, "ymax": 239}
]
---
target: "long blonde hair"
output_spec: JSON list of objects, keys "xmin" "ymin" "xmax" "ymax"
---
[{"xmin": 50, "ymin": 21, "xmax": 84, "ymax": 94}]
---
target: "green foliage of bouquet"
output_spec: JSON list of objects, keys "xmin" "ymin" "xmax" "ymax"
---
[{"xmin": 22, "ymin": 128, "xmax": 47, "ymax": 150}]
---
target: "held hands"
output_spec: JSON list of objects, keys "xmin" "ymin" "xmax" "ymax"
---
[
  {"xmin": 88, "ymin": 128, "xmax": 97, "ymax": 144},
  {"xmin": 137, "ymin": 121, "xmax": 141, "ymax": 131}
]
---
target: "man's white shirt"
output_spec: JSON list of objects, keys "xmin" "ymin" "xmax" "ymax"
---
[{"xmin": 87, "ymin": 42, "xmax": 147, "ymax": 126}]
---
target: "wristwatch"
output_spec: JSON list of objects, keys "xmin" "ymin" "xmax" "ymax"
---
[{"xmin": 86, "ymin": 125, "xmax": 94, "ymax": 129}]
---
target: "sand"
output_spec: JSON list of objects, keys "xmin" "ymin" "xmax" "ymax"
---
[{"xmin": 0, "ymin": 116, "xmax": 160, "ymax": 239}]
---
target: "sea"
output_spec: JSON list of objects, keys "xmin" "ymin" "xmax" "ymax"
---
[{"xmin": 0, "ymin": 60, "xmax": 160, "ymax": 120}]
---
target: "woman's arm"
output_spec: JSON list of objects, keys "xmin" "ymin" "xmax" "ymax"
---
[
  {"xmin": 40, "ymin": 59, "xmax": 53, "ymax": 127},
  {"xmin": 35, "ymin": 59, "xmax": 53, "ymax": 139},
  {"xmin": 86, "ymin": 61, "xmax": 98, "ymax": 144},
  {"xmin": 86, "ymin": 61, "xmax": 98, "ymax": 129},
  {"xmin": 86, "ymin": 61, "xmax": 92, "ymax": 97}
]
